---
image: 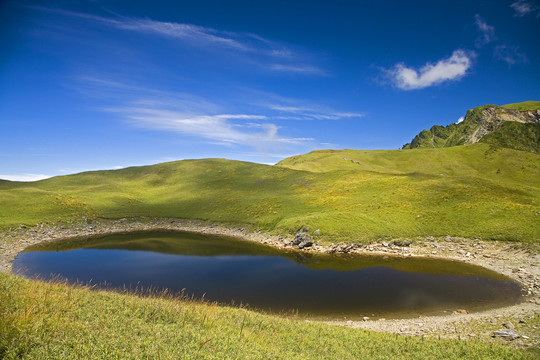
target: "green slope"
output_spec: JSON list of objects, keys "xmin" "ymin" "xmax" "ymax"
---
[
  {"xmin": 402, "ymin": 101, "xmax": 540, "ymax": 153},
  {"xmin": 500, "ymin": 100, "xmax": 540, "ymax": 111},
  {"xmin": 2, "ymin": 144, "xmax": 539, "ymax": 242},
  {"xmin": 480, "ymin": 122, "xmax": 540, "ymax": 153}
]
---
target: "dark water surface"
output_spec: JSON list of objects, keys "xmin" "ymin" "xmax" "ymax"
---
[{"xmin": 13, "ymin": 231, "xmax": 524, "ymax": 319}]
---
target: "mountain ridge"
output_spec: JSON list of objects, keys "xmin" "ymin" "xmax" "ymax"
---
[{"xmin": 402, "ymin": 101, "xmax": 540, "ymax": 153}]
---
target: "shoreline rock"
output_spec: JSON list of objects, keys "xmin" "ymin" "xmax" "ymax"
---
[{"xmin": 1, "ymin": 217, "xmax": 539, "ymax": 348}]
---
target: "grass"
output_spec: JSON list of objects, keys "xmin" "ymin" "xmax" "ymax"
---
[
  {"xmin": 1, "ymin": 133, "xmax": 539, "ymax": 358},
  {"xmin": 480, "ymin": 122, "xmax": 540, "ymax": 154},
  {"xmin": 1, "ymin": 143, "xmax": 539, "ymax": 243},
  {"xmin": 500, "ymin": 101, "xmax": 540, "ymax": 111},
  {"xmin": 402, "ymin": 101, "xmax": 540, "ymax": 151},
  {"xmin": 1, "ymin": 273, "xmax": 537, "ymax": 360}
]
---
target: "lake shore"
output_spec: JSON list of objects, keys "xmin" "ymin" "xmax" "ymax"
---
[{"xmin": 1, "ymin": 217, "xmax": 539, "ymax": 348}]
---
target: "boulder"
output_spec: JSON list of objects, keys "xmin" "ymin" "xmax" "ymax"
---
[
  {"xmin": 292, "ymin": 231, "xmax": 313, "ymax": 246},
  {"xmin": 298, "ymin": 240, "xmax": 313, "ymax": 249}
]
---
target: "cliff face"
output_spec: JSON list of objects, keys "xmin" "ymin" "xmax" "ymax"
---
[{"xmin": 403, "ymin": 102, "xmax": 540, "ymax": 153}]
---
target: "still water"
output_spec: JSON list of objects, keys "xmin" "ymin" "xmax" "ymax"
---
[{"xmin": 13, "ymin": 231, "xmax": 523, "ymax": 319}]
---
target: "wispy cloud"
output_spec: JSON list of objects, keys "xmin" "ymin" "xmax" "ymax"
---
[
  {"xmin": 268, "ymin": 64, "xmax": 327, "ymax": 76},
  {"xmin": 0, "ymin": 174, "xmax": 51, "ymax": 182},
  {"xmin": 386, "ymin": 50, "xmax": 474, "ymax": 90},
  {"xmin": 71, "ymin": 75, "xmax": 364, "ymax": 151},
  {"xmin": 474, "ymin": 15, "xmax": 495, "ymax": 47},
  {"xmin": 473, "ymin": 14, "xmax": 529, "ymax": 68},
  {"xmin": 32, "ymin": 6, "xmax": 324, "ymax": 75},
  {"xmin": 112, "ymin": 107, "xmax": 307, "ymax": 147},
  {"xmin": 511, "ymin": 0, "xmax": 540, "ymax": 17},
  {"xmin": 73, "ymin": 76, "xmax": 324, "ymax": 149},
  {"xmin": 494, "ymin": 45, "xmax": 528, "ymax": 65},
  {"xmin": 268, "ymin": 103, "xmax": 363, "ymax": 121}
]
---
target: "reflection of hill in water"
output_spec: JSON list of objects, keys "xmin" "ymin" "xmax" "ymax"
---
[{"xmin": 26, "ymin": 230, "xmax": 512, "ymax": 281}]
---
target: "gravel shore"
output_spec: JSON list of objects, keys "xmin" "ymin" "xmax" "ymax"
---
[{"xmin": 1, "ymin": 217, "xmax": 538, "ymax": 348}]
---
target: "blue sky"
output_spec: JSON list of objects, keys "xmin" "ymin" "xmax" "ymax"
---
[{"xmin": 1, "ymin": 0, "xmax": 539, "ymax": 181}]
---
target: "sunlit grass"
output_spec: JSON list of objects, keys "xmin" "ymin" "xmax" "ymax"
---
[
  {"xmin": 1, "ymin": 143, "xmax": 539, "ymax": 358},
  {"xmin": 1, "ymin": 144, "xmax": 538, "ymax": 242},
  {"xmin": 1, "ymin": 273, "xmax": 537, "ymax": 359}
]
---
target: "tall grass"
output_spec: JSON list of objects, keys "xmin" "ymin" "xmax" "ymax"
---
[{"xmin": 1, "ymin": 273, "xmax": 536, "ymax": 359}]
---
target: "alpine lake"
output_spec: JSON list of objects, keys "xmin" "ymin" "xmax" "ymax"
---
[{"xmin": 12, "ymin": 231, "xmax": 524, "ymax": 320}]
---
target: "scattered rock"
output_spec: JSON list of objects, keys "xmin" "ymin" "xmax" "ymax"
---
[
  {"xmin": 502, "ymin": 321, "xmax": 515, "ymax": 329},
  {"xmin": 363, "ymin": 316, "xmax": 370, "ymax": 321},
  {"xmin": 297, "ymin": 240, "xmax": 313, "ymax": 249},
  {"xmin": 292, "ymin": 231, "xmax": 312, "ymax": 246},
  {"xmin": 492, "ymin": 329, "xmax": 519, "ymax": 341},
  {"xmin": 454, "ymin": 309, "xmax": 468, "ymax": 315},
  {"xmin": 313, "ymin": 229, "xmax": 320, "ymax": 235},
  {"xmin": 393, "ymin": 240, "xmax": 411, "ymax": 247}
]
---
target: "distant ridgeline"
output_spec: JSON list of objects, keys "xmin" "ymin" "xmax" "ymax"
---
[{"xmin": 402, "ymin": 101, "xmax": 540, "ymax": 154}]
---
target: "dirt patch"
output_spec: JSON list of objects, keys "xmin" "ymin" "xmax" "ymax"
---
[{"xmin": 1, "ymin": 217, "xmax": 539, "ymax": 348}]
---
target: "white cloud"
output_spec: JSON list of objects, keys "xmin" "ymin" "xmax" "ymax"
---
[
  {"xmin": 266, "ymin": 103, "xmax": 363, "ymax": 121},
  {"xmin": 0, "ymin": 174, "xmax": 51, "ymax": 182},
  {"xmin": 269, "ymin": 64, "xmax": 326, "ymax": 76},
  {"xmin": 456, "ymin": 116, "xmax": 465, "ymax": 124},
  {"xmin": 387, "ymin": 50, "xmax": 474, "ymax": 90},
  {"xmin": 73, "ymin": 77, "xmax": 362, "ymax": 151},
  {"xmin": 33, "ymin": 6, "xmax": 323, "ymax": 75},
  {"xmin": 112, "ymin": 107, "xmax": 298, "ymax": 146},
  {"xmin": 494, "ymin": 45, "xmax": 528, "ymax": 65},
  {"xmin": 269, "ymin": 105, "xmax": 312, "ymax": 112},
  {"xmin": 511, "ymin": 0, "xmax": 540, "ymax": 16},
  {"xmin": 474, "ymin": 15, "xmax": 495, "ymax": 46}
]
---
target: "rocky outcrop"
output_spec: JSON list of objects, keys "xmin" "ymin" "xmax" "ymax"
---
[
  {"xmin": 291, "ymin": 227, "xmax": 313, "ymax": 249},
  {"xmin": 403, "ymin": 102, "xmax": 540, "ymax": 153}
]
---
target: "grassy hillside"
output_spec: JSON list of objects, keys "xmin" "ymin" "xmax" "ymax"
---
[
  {"xmin": 402, "ymin": 101, "xmax": 540, "ymax": 152},
  {"xmin": 480, "ymin": 122, "xmax": 540, "ymax": 154},
  {"xmin": 1, "ymin": 143, "xmax": 539, "ymax": 242},
  {"xmin": 1, "ymin": 273, "xmax": 536, "ymax": 359},
  {"xmin": 500, "ymin": 101, "xmax": 540, "ymax": 111}
]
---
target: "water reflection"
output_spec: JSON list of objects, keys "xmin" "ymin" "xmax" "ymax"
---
[{"xmin": 13, "ymin": 231, "xmax": 524, "ymax": 319}]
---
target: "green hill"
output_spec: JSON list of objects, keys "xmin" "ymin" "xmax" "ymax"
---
[
  {"xmin": 500, "ymin": 100, "xmax": 540, "ymax": 111},
  {"xmin": 2, "ymin": 143, "xmax": 539, "ymax": 242},
  {"xmin": 402, "ymin": 101, "xmax": 540, "ymax": 153}
]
